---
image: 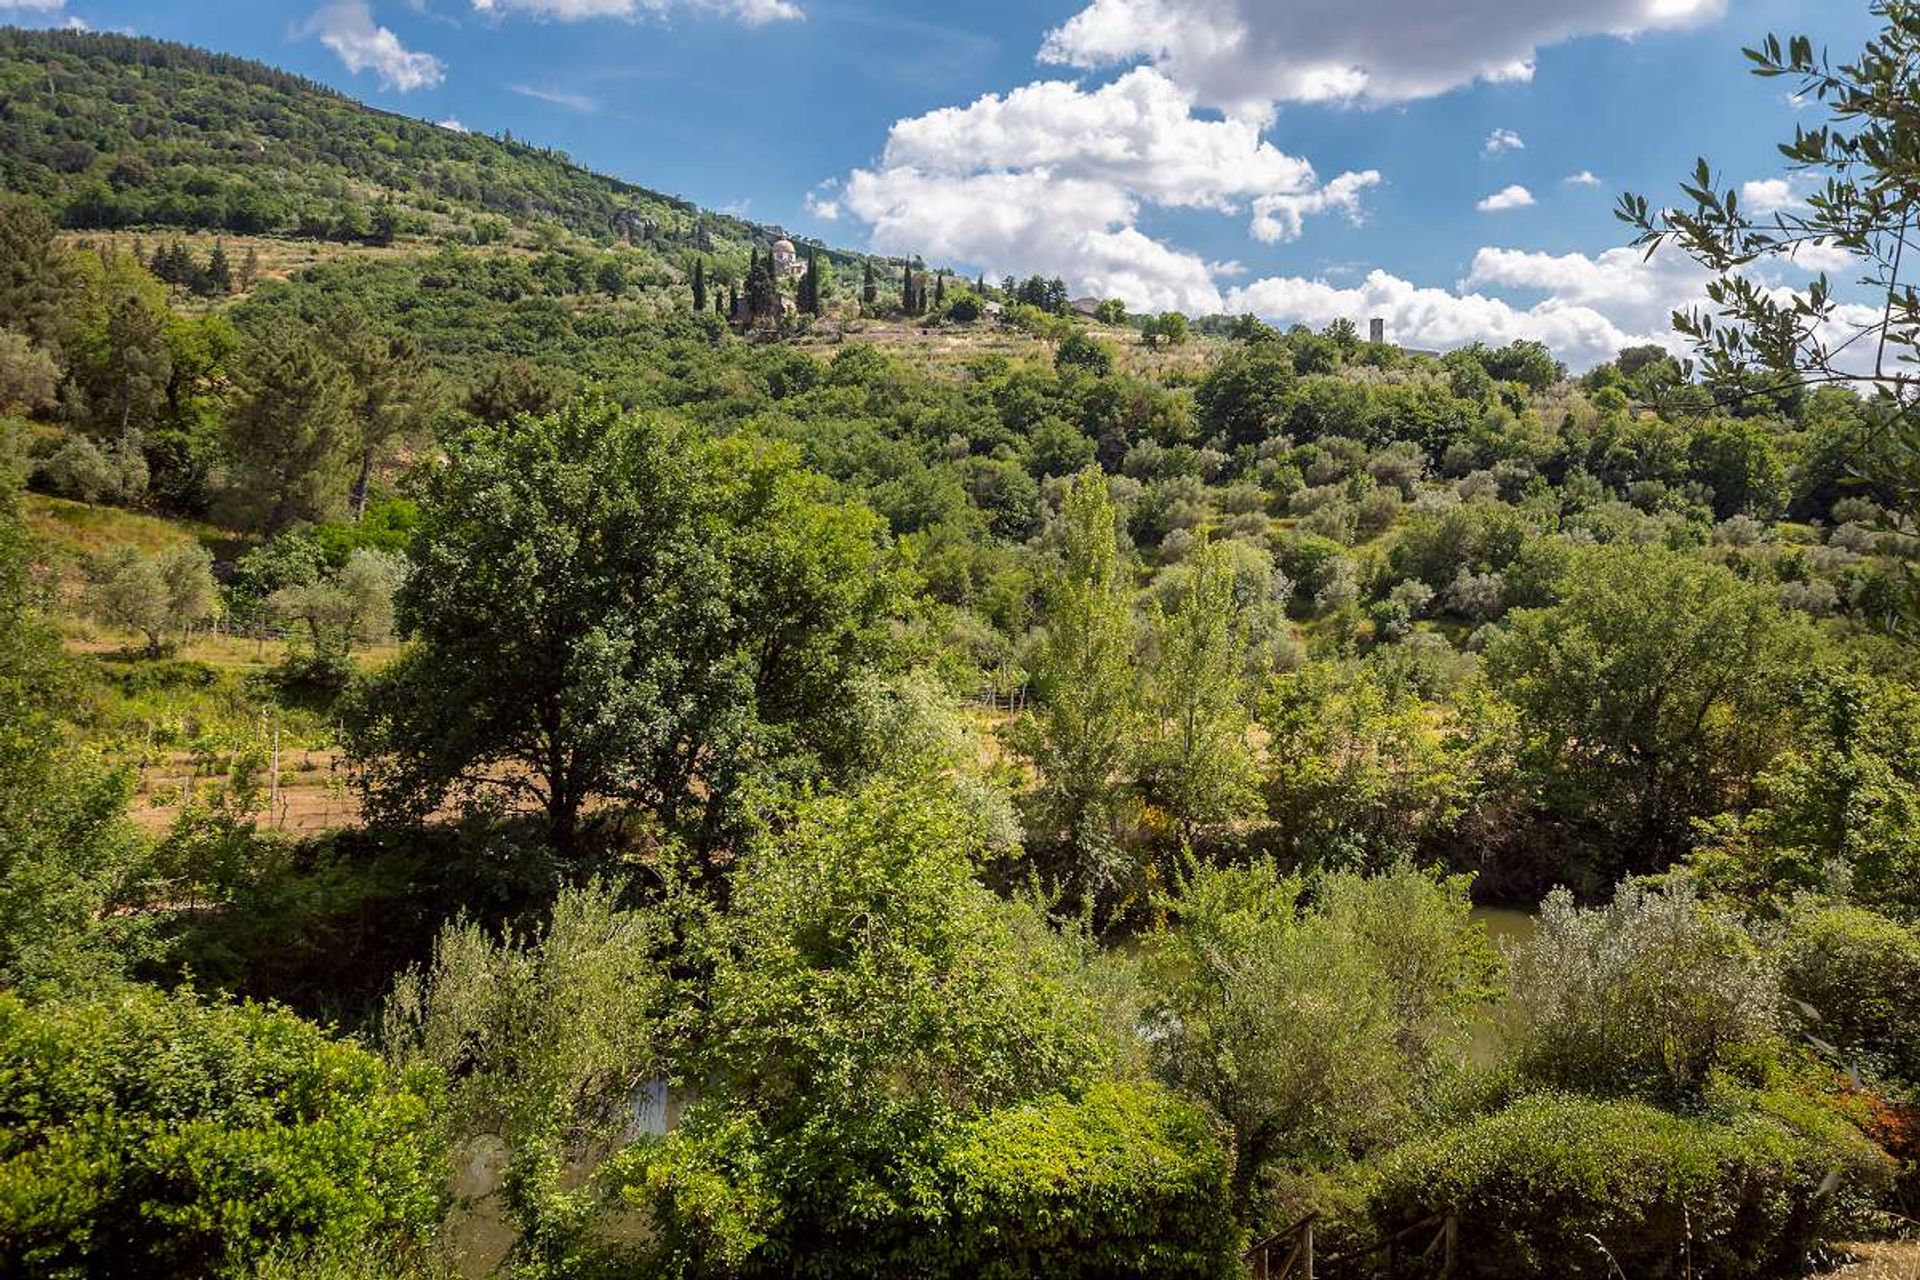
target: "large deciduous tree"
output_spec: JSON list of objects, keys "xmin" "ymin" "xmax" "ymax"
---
[
  {"xmin": 347, "ymin": 399, "xmax": 902, "ymax": 861},
  {"xmin": 1484, "ymin": 545, "xmax": 1814, "ymax": 892}
]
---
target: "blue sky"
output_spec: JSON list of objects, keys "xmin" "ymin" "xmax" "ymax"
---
[{"xmin": 1, "ymin": 0, "xmax": 1880, "ymax": 366}]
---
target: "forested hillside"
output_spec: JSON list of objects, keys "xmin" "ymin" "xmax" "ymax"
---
[
  {"xmin": 0, "ymin": 26, "xmax": 862, "ymax": 270},
  {"xmin": 1, "ymin": 15, "xmax": 1919, "ymax": 1280}
]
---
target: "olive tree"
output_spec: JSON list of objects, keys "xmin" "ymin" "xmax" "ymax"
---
[
  {"xmin": 1622, "ymin": 1, "xmax": 1920, "ymax": 624},
  {"xmin": 83, "ymin": 543, "xmax": 216, "ymax": 658},
  {"xmin": 1142, "ymin": 859, "xmax": 1498, "ymax": 1208}
]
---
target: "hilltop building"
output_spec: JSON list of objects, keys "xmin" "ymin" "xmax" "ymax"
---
[
  {"xmin": 770, "ymin": 238, "xmax": 806, "ymax": 280},
  {"xmin": 1367, "ymin": 315, "xmax": 1440, "ymax": 360}
]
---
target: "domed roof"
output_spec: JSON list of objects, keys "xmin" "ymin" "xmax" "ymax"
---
[{"xmin": 771, "ymin": 238, "xmax": 797, "ymax": 254}]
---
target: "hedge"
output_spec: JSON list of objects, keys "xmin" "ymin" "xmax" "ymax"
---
[
  {"xmin": 930, "ymin": 1080, "xmax": 1242, "ymax": 1280},
  {"xmin": 1369, "ymin": 1092, "xmax": 1891, "ymax": 1280},
  {"xmin": 0, "ymin": 988, "xmax": 445, "ymax": 1279}
]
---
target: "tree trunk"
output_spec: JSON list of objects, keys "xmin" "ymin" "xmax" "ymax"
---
[
  {"xmin": 548, "ymin": 792, "xmax": 580, "ymax": 862},
  {"xmin": 350, "ymin": 447, "xmax": 375, "ymax": 522}
]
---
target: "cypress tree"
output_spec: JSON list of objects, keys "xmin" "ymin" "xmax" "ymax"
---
[
  {"xmin": 934, "ymin": 272, "xmax": 946, "ymax": 307},
  {"xmin": 802, "ymin": 248, "xmax": 820, "ymax": 316},
  {"xmin": 692, "ymin": 258, "xmax": 708, "ymax": 313},
  {"xmin": 862, "ymin": 261, "xmax": 877, "ymax": 306},
  {"xmin": 901, "ymin": 261, "xmax": 914, "ymax": 313},
  {"xmin": 746, "ymin": 251, "xmax": 779, "ymax": 323}
]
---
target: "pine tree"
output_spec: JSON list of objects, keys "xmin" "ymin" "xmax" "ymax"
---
[
  {"xmin": 204, "ymin": 242, "xmax": 233, "ymax": 296},
  {"xmin": 692, "ymin": 257, "xmax": 708, "ymax": 313},
  {"xmin": 324, "ymin": 310, "xmax": 427, "ymax": 521},
  {"xmin": 225, "ymin": 327, "xmax": 356, "ymax": 532}
]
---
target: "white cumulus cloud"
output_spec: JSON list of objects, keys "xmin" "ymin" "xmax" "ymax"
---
[
  {"xmin": 1740, "ymin": 176, "xmax": 1806, "ymax": 215},
  {"xmin": 307, "ymin": 2, "xmax": 445, "ymax": 92},
  {"xmin": 470, "ymin": 0, "xmax": 801, "ymax": 23},
  {"xmin": 841, "ymin": 167, "xmax": 1225, "ymax": 315},
  {"xmin": 1462, "ymin": 244, "xmax": 1710, "ymax": 336},
  {"xmin": 1225, "ymin": 269, "xmax": 1663, "ymax": 370},
  {"xmin": 1250, "ymin": 169, "xmax": 1381, "ymax": 243},
  {"xmin": 1040, "ymin": 0, "xmax": 1725, "ymax": 118},
  {"xmin": 1476, "ymin": 184, "xmax": 1535, "ymax": 212},
  {"xmin": 1484, "ymin": 128, "xmax": 1525, "ymax": 156},
  {"xmin": 879, "ymin": 69, "xmax": 1317, "ymax": 213},
  {"xmin": 833, "ymin": 68, "xmax": 1379, "ymax": 314},
  {"xmin": 1564, "ymin": 170, "xmax": 1602, "ymax": 186}
]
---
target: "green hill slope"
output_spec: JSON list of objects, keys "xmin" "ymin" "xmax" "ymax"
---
[{"xmin": 0, "ymin": 26, "xmax": 859, "ymax": 269}]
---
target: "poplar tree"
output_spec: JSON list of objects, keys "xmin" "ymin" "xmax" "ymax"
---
[
  {"xmin": 1010, "ymin": 470, "xmax": 1141, "ymax": 909},
  {"xmin": 1140, "ymin": 538, "xmax": 1259, "ymax": 844}
]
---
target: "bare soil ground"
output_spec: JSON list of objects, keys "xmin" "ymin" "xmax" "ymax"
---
[{"xmin": 129, "ymin": 746, "xmax": 358, "ymax": 835}]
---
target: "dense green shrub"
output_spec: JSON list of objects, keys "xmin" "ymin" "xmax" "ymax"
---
[
  {"xmin": 623, "ymin": 1081, "xmax": 1239, "ymax": 1280},
  {"xmin": 1778, "ymin": 900, "xmax": 1920, "ymax": 1086},
  {"xmin": 1371, "ymin": 1093, "xmax": 1890, "ymax": 1280},
  {"xmin": 612, "ymin": 782, "xmax": 1239, "ymax": 1278},
  {"xmin": 928, "ymin": 1081, "xmax": 1241, "ymax": 1279},
  {"xmin": 0, "ymin": 987, "xmax": 445, "ymax": 1279}
]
